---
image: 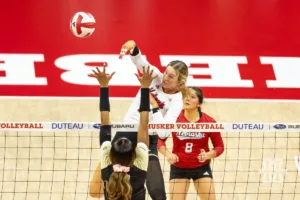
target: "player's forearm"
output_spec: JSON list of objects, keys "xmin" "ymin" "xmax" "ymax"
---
[
  {"xmin": 138, "ymin": 112, "xmax": 149, "ymax": 147},
  {"xmin": 130, "ymin": 46, "xmax": 162, "ymax": 77},
  {"xmin": 100, "ymin": 87, "xmax": 110, "ymax": 125},
  {"xmin": 138, "ymin": 88, "xmax": 150, "ymax": 147},
  {"xmin": 210, "ymin": 133, "xmax": 225, "ymax": 157},
  {"xmin": 207, "ymin": 150, "xmax": 217, "ymax": 159},
  {"xmin": 158, "ymin": 146, "xmax": 170, "ymax": 157},
  {"xmin": 89, "ymin": 163, "xmax": 104, "ymax": 198}
]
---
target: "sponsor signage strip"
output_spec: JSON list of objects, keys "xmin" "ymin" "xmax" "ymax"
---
[{"xmin": 0, "ymin": 122, "xmax": 299, "ymax": 132}]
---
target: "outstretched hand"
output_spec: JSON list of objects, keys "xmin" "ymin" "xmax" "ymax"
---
[
  {"xmin": 88, "ymin": 64, "xmax": 115, "ymax": 87},
  {"xmin": 119, "ymin": 40, "xmax": 136, "ymax": 59},
  {"xmin": 135, "ymin": 66, "xmax": 157, "ymax": 88}
]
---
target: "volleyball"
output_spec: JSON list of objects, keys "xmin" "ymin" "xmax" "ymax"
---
[{"xmin": 70, "ymin": 12, "xmax": 96, "ymax": 38}]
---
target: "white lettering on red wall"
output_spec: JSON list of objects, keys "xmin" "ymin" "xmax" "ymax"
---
[
  {"xmin": 0, "ymin": 54, "xmax": 46, "ymax": 85},
  {"xmin": 260, "ymin": 57, "xmax": 300, "ymax": 88},
  {"xmin": 160, "ymin": 56, "xmax": 253, "ymax": 87},
  {"xmin": 54, "ymin": 54, "xmax": 140, "ymax": 86},
  {"xmin": 1, "ymin": 54, "xmax": 300, "ymax": 99}
]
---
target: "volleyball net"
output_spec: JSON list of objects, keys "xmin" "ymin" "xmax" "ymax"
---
[{"xmin": 0, "ymin": 122, "xmax": 299, "ymax": 200}]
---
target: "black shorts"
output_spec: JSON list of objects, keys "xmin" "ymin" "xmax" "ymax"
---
[{"xmin": 170, "ymin": 164, "xmax": 213, "ymax": 181}]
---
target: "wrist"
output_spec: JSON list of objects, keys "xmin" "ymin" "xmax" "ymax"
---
[
  {"xmin": 207, "ymin": 151, "xmax": 215, "ymax": 159},
  {"xmin": 130, "ymin": 45, "xmax": 139, "ymax": 56}
]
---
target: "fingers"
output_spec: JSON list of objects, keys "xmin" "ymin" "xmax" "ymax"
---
[
  {"xmin": 92, "ymin": 69, "xmax": 99, "ymax": 76},
  {"xmin": 141, "ymin": 66, "xmax": 152, "ymax": 76},
  {"xmin": 134, "ymin": 73, "xmax": 140, "ymax": 81},
  {"xmin": 142, "ymin": 66, "xmax": 146, "ymax": 74},
  {"xmin": 149, "ymin": 68, "xmax": 154, "ymax": 76},
  {"xmin": 167, "ymin": 158, "xmax": 176, "ymax": 165},
  {"xmin": 198, "ymin": 149, "xmax": 206, "ymax": 163},
  {"xmin": 96, "ymin": 67, "xmax": 101, "ymax": 74},
  {"xmin": 167, "ymin": 154, "xmax": 179, "ymax": 165},
  {"xmin": 152, "ymin": 74, "xmax": 158, "ymax": 80},
  {"xmin": 88, "ymin": 74, "xmax": 97, "ymax": 78},
  {"xmin": 110, "ymin": 72, "xmax": 116, "ymax": 78},
  {"xmin": 119, "ymin": 47, "xmax": 128, "ymax": 59},
  {"xmin": 174, "ymin": 154, "xmax": 179, "ymax": 162}
]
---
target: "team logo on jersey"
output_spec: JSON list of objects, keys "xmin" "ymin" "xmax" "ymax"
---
[
  {"xmin": 150, "ymin": 92, "xmax": 166, "ymax": 109},
  {"xmin": 176, "ymin": 132, "xmax": 205, "ymax": 140}
]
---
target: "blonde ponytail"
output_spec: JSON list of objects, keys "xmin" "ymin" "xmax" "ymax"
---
[
  {"xmin": 107, "ymin": 172, "xmax": 132, "ymax": 200},
  {"xmin": 178, "ymin": 81, "xmax": 189, "ymax": 98}
]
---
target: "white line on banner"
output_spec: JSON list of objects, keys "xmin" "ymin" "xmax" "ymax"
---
[{"xmin": 0, "ymin": 122, "xmax": 299, "ymax": 132}]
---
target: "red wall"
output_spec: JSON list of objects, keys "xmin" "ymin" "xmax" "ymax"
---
[{"xmin": 0, "ymin": 0, "xmax": 300, "ymax": 99}]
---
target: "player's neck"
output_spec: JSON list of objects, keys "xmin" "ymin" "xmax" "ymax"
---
[
  {"xmin": 162, "ymin": 87, "xmax": 179, "ymax": 94},
  {"xmin": 184, "ymin": 109, "xmax": 200, "ymax": 123}
]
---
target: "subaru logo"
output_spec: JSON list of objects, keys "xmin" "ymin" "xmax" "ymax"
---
[
  {"xmin": 273, "ymin": 124, "xmax": 286, "ymax": 129},
  {"xmin": 93, "ymin": 123, "xmax": 101, "ymax": 129}
]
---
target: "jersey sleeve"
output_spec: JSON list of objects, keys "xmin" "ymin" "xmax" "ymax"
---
[
  {"xmin": 208, "ymin": 118, "xmax": 224, "ymax": 157},
  {"xmin": 130, "ymin": 48, "xmax": 163, "ymax": 85},
  {"xmin": 151, "ymin": 97, "xmax": 183, "ymax": 139},
  {"xmin": 100, "ymin": 141, "xmax": 112, "ymax": 169},
  {"xmin": 133, "ymin": 142, "xmax": 149, "ymax": 171}
]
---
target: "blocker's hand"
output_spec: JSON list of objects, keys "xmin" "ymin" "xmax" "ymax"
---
[
  {"xmin": 135, "ymin": 66, "xmax": 157, "ymax": 88},
  {"xmin": 88, "ymin": 64, "xmax": 115, "ymax": 87}
]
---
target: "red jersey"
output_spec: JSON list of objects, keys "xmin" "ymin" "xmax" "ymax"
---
[{"xmin": 158, "ymin": 110, "xmax": 224, "ymax": 168}]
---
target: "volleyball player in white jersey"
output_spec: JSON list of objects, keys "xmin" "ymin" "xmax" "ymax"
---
[{"xmin": 119, "ymin": 40, "xmax": 189, "ymax": 200}]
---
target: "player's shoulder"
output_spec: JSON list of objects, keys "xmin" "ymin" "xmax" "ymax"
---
[
  {"xmin": 100, "ymin": 141, "xmax": 112, "ymax": 151},
  {"xmin": 136, "ymin": 142, "xmax": 148, "ymax": 152},
  {"xmin": 201, "ymin": 112, "xmax": 217, "ymax": 123}
]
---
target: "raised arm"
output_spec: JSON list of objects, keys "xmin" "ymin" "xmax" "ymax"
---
[
  {"xmin": 119, "ymin": 40, "xmax": 163, "ymax": 83},
  {"xmin": 135, "ymin": 66, "xmax": 158, "ymax": 147},
  {"xmin": 88, "ymin": 66, "xmax": 115, "ymax": 198},
  {"xmin": 88, "ymin": 65, "xmax": 116, "ymax": 145}
]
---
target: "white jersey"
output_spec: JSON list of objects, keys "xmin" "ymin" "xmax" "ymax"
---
[{"xmin": 123, "ymin": 50, "xmax": 183, "ymax": 138}]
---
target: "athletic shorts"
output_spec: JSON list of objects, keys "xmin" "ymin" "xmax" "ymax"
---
[{"xmin": 170, "ymin": 164, "xmax": 213, "ymax": 180}]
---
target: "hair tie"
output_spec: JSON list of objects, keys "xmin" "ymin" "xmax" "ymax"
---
[{"xmin": 113, "ymin": 164, "xmax": 130, "ymax": 173}]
